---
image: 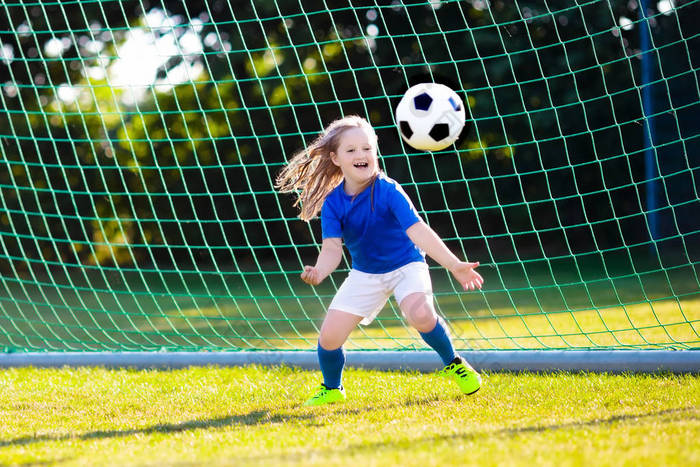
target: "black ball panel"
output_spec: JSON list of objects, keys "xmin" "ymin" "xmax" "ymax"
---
[
  {"xmin": 399, "ymin": 120, "xmax": 414, "ymax": 139},
  {"xmin": 429, "ymin": 123, "xmax": 450, "ymax": 141},
  {"xmin": 413, "ymin": 92, "xmax": 433, "ymax": 111}
]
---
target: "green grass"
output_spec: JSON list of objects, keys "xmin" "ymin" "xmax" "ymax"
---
[{"xmin": 1, "ymin": 366, "xmax": 698, "ymax": 466}]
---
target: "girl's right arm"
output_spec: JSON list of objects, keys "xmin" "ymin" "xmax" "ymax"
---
[
  {"xmin": 406, "ymin": 221, "xmax": 483, "ymax": 291},
  {"xmin": 301, "ymin": 237, "xmax": 343, "ymax": 286}
]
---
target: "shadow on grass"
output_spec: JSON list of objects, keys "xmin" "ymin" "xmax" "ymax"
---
[
  {"xmin": 0, "ymin": 410, "xmax": 299, "ymax": 448},
  {"xmin": 233, "ymin": 406, "xmax": 698, "ymax": 464},
  {"xmin": 0, "ymin": 396, "xmax": 443, "ymax": 448}
]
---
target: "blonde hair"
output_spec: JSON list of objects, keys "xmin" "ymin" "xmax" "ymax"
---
[{"xmin": 275, "ymin": 115, "xmax": 378, "ymax": 222}]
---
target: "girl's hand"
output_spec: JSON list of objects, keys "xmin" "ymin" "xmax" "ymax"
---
[
  {"xmin": 301, "ymin": 265, "xmax": 322, "ymax": 286},
  {"xmin": 449, "ymin": 261, "xmax": 484, "ymax": 291}
]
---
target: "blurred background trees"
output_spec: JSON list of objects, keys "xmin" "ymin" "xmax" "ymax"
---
[{"xmin": 0, "ymin": 0, "xmax": 697, "ymax": 274}]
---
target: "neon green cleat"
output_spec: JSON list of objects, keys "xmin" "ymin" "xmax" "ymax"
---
[
  {"xmin": 303, "ymin": 383, "xmax": 346, "ymax": 406},
  {"xmin": 439, "ymin": 356, "xmax": 482, "ymax": 395}
]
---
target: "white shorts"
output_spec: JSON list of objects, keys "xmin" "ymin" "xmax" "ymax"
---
[{"xmin": 328, "ymin": 261, "xmax": 433, "ymax": 325}]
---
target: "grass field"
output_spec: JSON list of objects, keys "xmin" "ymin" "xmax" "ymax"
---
[{"xmin": 1, "ymin": 366, "xmax": 698, "ymax": 466}]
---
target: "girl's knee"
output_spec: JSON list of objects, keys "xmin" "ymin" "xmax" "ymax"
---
[
  {"xmin": 409, "ymin": 309, "xmax": 437, "ymax": 331},
  {"xmin": 318, "ymin": 309, "xmax": 362, "ymax": 350},
  {"xmin": 318, "ymin": 322, "xmax": 343, "ymax": 349},
  {"xmin": 400, "ymin": 293, "xmax": 437, "ymax": 331},
  {"xmin": 318, "ymin": 332, "xmax": 343, "ymax": 350}
]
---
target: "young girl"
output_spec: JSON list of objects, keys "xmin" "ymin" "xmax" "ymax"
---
[{"xmin": 276, "ymin": 115, "xmax": 483, "ymax": 406}]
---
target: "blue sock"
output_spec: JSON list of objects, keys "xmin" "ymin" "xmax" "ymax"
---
[
  {"xmin": 419, "ymin": 318, "xmax": 457, "ymax": 366},
  {"xmin": 317, "ymin": 342, "xmax": 345, "ymax": 389}
]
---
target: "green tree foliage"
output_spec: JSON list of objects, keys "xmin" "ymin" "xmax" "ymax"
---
[{"xmin": 0, "ymin": 0, "xmax": 696, "ymax": 271}]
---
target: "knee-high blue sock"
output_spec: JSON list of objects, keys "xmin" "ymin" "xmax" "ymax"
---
[
  {"xmin": 317, "ymin": 342, "xmax": 345, "ymax": 389},
  {"xmin": 419, "ymin": 318, "xmax": 457, "ymax": 366}
]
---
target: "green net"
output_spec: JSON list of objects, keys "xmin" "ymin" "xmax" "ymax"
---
[{"xmin": 0, "ymin": 0, "xmax": 698, "ymax": 353}]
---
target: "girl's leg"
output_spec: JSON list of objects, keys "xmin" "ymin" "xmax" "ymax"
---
[
  {"xmin": 400, "ymin": 292, "xmax": 456, "ymax": 366},
  {"xmin": 317, "ymin": 308, "xmax": 363, "ymax": 388},
  {"xmin": 400, "ymin": 291, "xmax": 481, "ymax": 395},
  {"xmin": 319, "ymin": 308, "xmax": 363, "ymax": 349}
]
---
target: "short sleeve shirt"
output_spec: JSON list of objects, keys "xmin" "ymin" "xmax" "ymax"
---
[{"xmin": 321, "ymin": 173, "xmax": 425, "ymax": 273}]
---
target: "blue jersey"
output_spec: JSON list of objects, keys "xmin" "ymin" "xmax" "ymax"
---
[{"xmin": 321, "ymin": 173, "xmax": 425, "ymax": 273}]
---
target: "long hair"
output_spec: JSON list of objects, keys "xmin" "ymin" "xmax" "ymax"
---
[{"xmin": 275, "ymin": 115, "xmax": 377, "ymax": 222}]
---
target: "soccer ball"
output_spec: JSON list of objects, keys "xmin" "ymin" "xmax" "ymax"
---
[{"xmin": 395, "ymin": 83, "xmax": 466, "ymax": 151}]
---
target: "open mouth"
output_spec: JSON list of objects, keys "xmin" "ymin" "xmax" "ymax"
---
[{"xmin": 353, "ymin": 162, "xmax": 369, "ymax": 169}]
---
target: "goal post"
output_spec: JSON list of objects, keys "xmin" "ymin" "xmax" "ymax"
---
[{"xmin": 0, "ymin": 0, "xmax": 698, "ymax": 371}]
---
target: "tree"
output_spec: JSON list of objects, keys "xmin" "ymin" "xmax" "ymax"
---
[{"xmin": 0, "ymin": 0, "xmax": 696, "ymax": 273}]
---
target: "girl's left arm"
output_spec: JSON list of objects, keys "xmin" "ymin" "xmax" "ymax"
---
[{"xmin": 406, "ymin": 221, "xmax": 484, "ymax": 291}]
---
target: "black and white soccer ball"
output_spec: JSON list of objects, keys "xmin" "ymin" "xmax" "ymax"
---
[{"xmin": 395, "ymin": 83, "xmax": 466, "ymax": 151}]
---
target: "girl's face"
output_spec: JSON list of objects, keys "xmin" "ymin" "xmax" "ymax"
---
[{"xmin": 330, "ymin": 126, "xmax": 379, "ymax": 193}]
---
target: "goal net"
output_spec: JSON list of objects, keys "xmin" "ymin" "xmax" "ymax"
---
[{"xmin": 0, "ymin": 0, "xmax": 698, "ymax": 355}]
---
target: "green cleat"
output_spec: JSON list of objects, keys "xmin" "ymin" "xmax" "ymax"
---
[
  {"xmin": 439, "ymin": 356, "xmax": 482, "ymax": 395},
  {"xmin": 303, "ymin": 383, "xmax": 346, "ymax": 406}
]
